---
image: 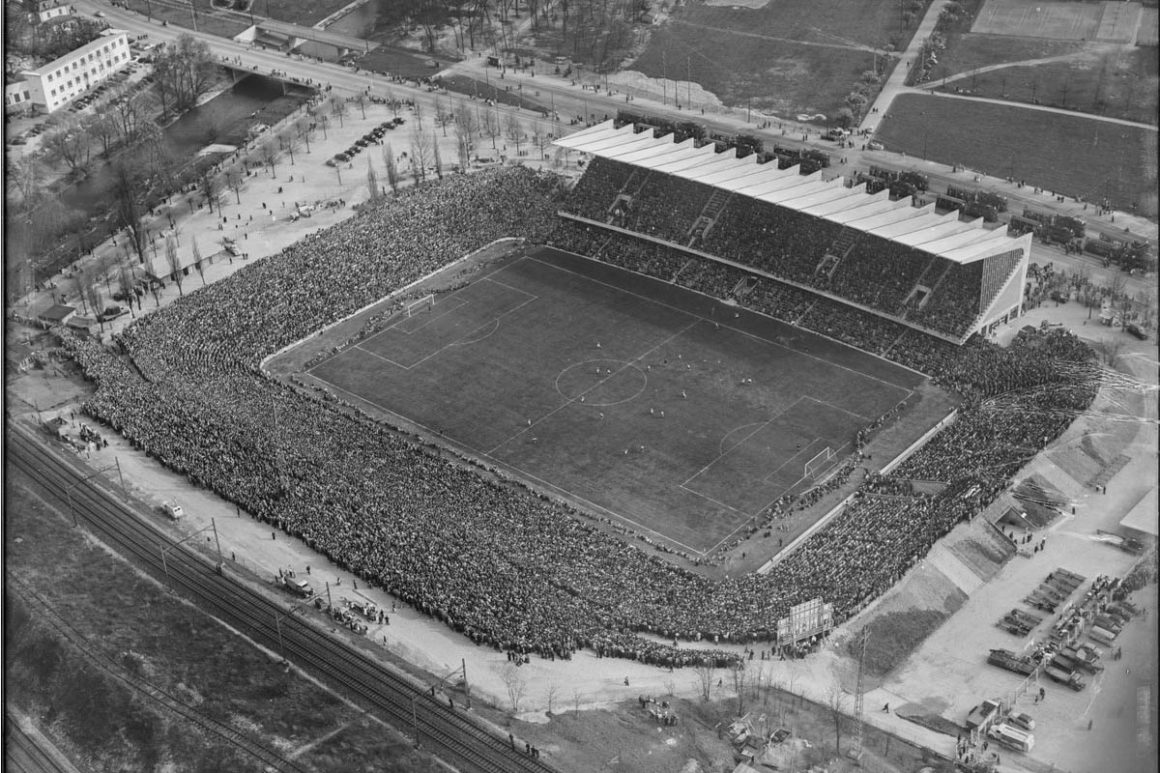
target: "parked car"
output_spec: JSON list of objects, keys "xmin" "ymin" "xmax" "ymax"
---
[
  {"xmin": 98, "ymin": 305, "xmax": 127, "ymax": 322},
  {"xmin": 1126, "ymin": 323, "xmax": 1148, "ymax": 340},
  {"xmin": 1007, "ymin": 712, "xmax": 1035, "ymax": 731},
  {"xmin": 866, "ymin": 140, "xmax": 884, "ymax": 151},
  {"xmin": 160, "ymin": 501, "xmax": 184, "ymax": 520}
]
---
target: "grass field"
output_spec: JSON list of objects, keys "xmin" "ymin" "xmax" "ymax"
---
[
  {"xmin": 307, "ymin": 248, "xmax": 926, "ymax": 556},
  {"xmin": 876, "ymin": 93, "xmax": 1159, "ymax": 215},
  {"xmin": 932, "ymin": 43, "xmax": 1159, "ymax": 125},
  {"xmin": 629, "ymin": 0, "xmax": 912, "ymax": 114}
]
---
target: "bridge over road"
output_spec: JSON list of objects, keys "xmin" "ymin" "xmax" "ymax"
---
[{"xmin": 254, "ymin": 19, "xmax": 378, "ymax": 56}]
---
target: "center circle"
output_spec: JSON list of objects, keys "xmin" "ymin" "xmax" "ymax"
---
[{"xmin": 555, "ymin": 359, "xmax": 648, "ymax": 407}]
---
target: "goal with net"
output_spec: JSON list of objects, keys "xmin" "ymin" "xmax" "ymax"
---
[
  {"xmin": 405, "ymin": 294, "xmax": 434, "ymax": 317},
  {"xmin": 804, "ymin": 447, "xmax": 835, "ymax": 479}
]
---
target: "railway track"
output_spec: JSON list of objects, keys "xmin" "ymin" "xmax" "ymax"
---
[
  {"xmin": 5, "ymin": 714, "xmax": 76, "ymax": 773},
  {"xmin": 7, "ymin": 424, "xmax": 558, "ymax": 773}
]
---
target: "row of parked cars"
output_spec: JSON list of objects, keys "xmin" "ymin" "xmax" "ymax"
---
[{"xmin": 325, "ymin": 118, "xmax": 406, "ymax": 167}]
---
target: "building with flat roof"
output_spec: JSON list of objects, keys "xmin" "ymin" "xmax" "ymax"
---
[{"xmin": 11, "ymin": 29, "xmax": 130, "ymax": 113}]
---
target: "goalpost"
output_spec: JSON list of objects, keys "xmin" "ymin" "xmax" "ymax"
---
[
  {"xmin": 804, "ymin": 447, "xmax": 835, "ymax": 479},
  {"xmin": 405, "ymin": 294, "xmax": 435, "ymax": 317}
]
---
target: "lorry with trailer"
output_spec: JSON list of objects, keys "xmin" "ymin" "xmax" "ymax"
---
[
  {"xmin": 987, "ymin": 648, "xmax": 1038, "ymax": 676},
  {"xmin": 1044, "ymin": 660, "xmax": 1086, "ymax": 690}
]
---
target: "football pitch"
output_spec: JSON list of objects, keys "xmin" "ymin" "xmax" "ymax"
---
[{"xmin": 308, "ymin": 248, "xmax": 927, "ymax": 555}]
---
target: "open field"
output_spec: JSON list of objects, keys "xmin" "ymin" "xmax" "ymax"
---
[
  {"xmin": 933, "ymin": 44, "xmax": 1159, "ymax": 125},
  {"xmin": 630, "ymin": 0, "xmax": 911, "ymax": 115},
  {"xmin": 122, "ymin": 0, "xmax": 252, "ymax": 38},
  {"xmin": 632, "ymin": 30, "xmax": 877, "ymax": 117},
  {"xmin": 304, "ymin": 248, "xmax": 928, "ymax": 556},
  {"xmin": 876, "ymin": 93, "xmax": 1158, "ymax": 215},
  {"xmin": 927, "ymin": 33, "xmax": 1085, "ymax": 79},
  {"xmin": 121, "ymin": 0, "xmax": 353, "ymax": 35}
]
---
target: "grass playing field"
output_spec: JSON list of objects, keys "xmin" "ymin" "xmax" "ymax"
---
[
  {"xmin": 308, "ymin": 248, "xmax": 926, "ymax": 556},
  {"xmin": 876, "ymin": 93, "xmax": 1158, "ymax": 215},
  {"xmin": 629, "ymin": 0, "xmax": 910, "ymax": 115}
]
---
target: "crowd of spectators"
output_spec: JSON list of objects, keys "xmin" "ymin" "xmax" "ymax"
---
[{"xmin": 59, "ymin": 166, "xmax": 1101, "ymax": 667}]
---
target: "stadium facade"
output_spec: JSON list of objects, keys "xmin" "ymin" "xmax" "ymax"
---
[{"xmin": 554, "ymin": 120, "xmax": 1032, "ymax": 345}]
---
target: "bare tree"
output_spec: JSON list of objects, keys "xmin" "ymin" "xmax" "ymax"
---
[
  {"xmin": 117, "ymin": 262, "xmax": 138, "ymax": 316},
  {"xmin": 110, "ymin": 88, "xmax": 149, "ymax": 145},
  {"xmin": 483, "ymin": 107, "xmax": 501, "ymax": 150},
  {"xmin": 827, "ymin": 683, "xmax": 847, "ymax": 753},
  {"xmin": 166, "ymin": 235, "xmax": 183, "ymax": 295},
  {"xmin": 43, "ymin": 118, "xmax": 92, "ymax": 174},
  {"xmin": 545, "ymin": 682, "xmax": 560, "ymax": 716},
  {"xmin": 152, "ymin": 34, "xmax": 218, "ymax": 114},
  {"xmin": 199, "ymin": 166, "xmax": 222, "ymax": 213},
  {"xmin": 73, "ymin": 265, "xmax": 95, "ymax": 316},
  {"xmin": 225, "ymin": 164, "xmax": 245, "ymax": 205},
  {"xmin": 500, "ymin": 663, "xmax": 527, "ymax": 712},
  {"xmin": 279, "ymin": 129, "xmax": 300, "ymax": 166},
  {"xmin": 366, "ymin": 159, "xmax": 381, "ymax": 202},
  {"xmin": 330, "ymin": 95, "xmax": 349, "ymax": 128},
  {"xmin": 505, "ymin": 112, "xmax": 525, "ymax": 156},
  {"xmin": 295, "ymin": 115, "xmax": 314, "ymax": 153},
  {"xmin": 410, "ymin": 126, "xmax": 432, "ymax": 184},
  {"xmin": 353, "ymin": 91, "xmax": 368, "ymax": 120},
  {"xmin": 695, "ymin": 662, "xmax": 714, "ymax": 702},
  {"xmin": 111, "ymin": 160, "xmax": 149, "ymax": 265},
  {"xmin": 571, "ymin": 688, "xmax": 583, "ymax": 718},
  {"xmin": 191, "ymin": 236, "xmax": 206, "ymax": 285},
  {"xmin": 90, "ymin": 113, "xmax": 119, "ymax": 157},
  {"xmin": 257, "ymin": 139, "xmax": 280, "ymax": 177},
  {"xmin": 732, "ymin": 661, "xmax": 749, "ymax": 715},
  {"xmin": 385, "ymin": 144, "xmax": 399, "ymax": 193},
  {"xmin": 86, "ymin": 279, "xmax": 105, "ymax": 332},
  {"xmin": 432, "ymin": 132, "xmax": 443, "ymax": 180}
]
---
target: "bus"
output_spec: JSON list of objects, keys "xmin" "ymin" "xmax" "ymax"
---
[{"xmin": 988, "ymin": 722, "xmax": 1035, "ymax": 752}]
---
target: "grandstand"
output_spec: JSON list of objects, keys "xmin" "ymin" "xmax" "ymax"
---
[{"xmin": 554, "ymin": 121, "xmax": 1032, "ymax": 344}]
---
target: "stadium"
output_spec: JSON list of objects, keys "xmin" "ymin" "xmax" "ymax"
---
[{"xmin": 64, "ymin": 132, "xmax": 1099, "ymax": 667}]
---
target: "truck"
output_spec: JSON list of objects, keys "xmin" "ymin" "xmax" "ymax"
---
[
  {"xmin": 276, "ymin": 573, "xmax": 313, "ymax": 598},
  {"xmin": 1088, "ymin": 625, "xmax": 1117, "ymax": 646},
  {"xmin": 987, "ymin": 649, "xmax": 1038, "ymax": 676},
  {"xmin": 965, "ymin": 699, "xmax": 1001, "ymax": 731},
  {"xmin": 1062, "ymin": 644, "xmax": 1104, "ymax": 673},
  {"xmin": 1095, "ymin": 529, "xmax": 1145, "ymax": 554},
  {"xmin": 1044, "ymin": 662, "xmax": 1086, "ymax": 690}
]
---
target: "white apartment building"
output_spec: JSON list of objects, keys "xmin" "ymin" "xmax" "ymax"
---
[{"xmin": 14, "ymin": 30, "xmax": 131, "ymax": 113}]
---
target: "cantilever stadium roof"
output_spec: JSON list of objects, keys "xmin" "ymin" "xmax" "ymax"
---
[{"xmin": 555, "ymin": 121, "xmax": 1030, "ymax": 265}]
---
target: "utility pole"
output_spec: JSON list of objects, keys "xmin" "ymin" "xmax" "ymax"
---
[{"xmin": 462, "ymin": 658, "xmax": 471, "ymax": 708}]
